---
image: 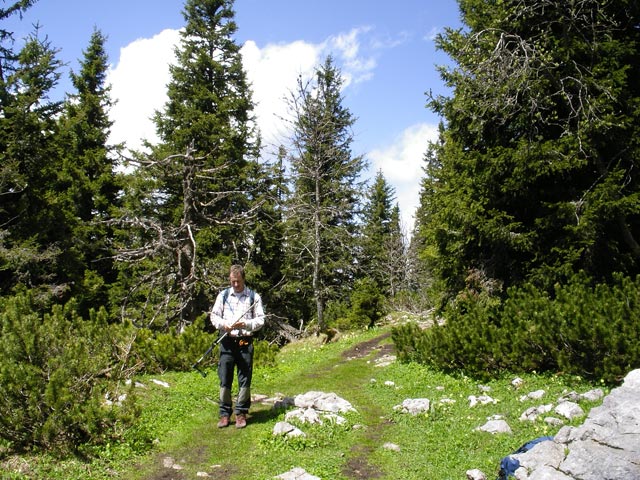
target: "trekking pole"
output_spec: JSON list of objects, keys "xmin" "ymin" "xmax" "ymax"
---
[{"xmin": 192, "ymin": 297, "xmax": 259, "ymax": 378}]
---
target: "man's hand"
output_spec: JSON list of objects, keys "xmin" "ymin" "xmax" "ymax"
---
[{"xmin": 223, "ymin": 320, "xmax": 246, "ymax": 332}]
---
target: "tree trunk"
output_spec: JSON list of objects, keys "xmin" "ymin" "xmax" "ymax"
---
[{"xmin": 314, "ymin": 166, "xmax": 325, "ymax": 331}]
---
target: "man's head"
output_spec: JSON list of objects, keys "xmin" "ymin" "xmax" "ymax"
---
[{"xmin": 229, "ymin": 264, "xmax": 246, "ymax": 293}]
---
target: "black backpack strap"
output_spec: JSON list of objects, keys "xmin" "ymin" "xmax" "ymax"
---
[{"xmin": 249, "ymin": 288, "xmax": 255, "ymax": 318}]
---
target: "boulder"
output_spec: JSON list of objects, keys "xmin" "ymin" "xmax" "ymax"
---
[
  {"xmin": 468, "ymin": 394, "xmax": 497, "ymax": 407},
  {"xmin": 466, "ymin": 468, "xmax": 487, "ymax": 480},
  {"xmin": 503, "ymin": 369, "xmax": 640, "ymax": 479},
  {"xmin": 394, "ymin": 398, "xmax": 431, "ymax": 415},
  {"xmin": 275, "ymin": 467, "xmax": 321, "ymax": 480},
  {"xmin": 553, "ymin": 401, "xmax": 584, "ymax": 421},
  {"xmin": 273, "ymin": 421, "xmax": 306, "ymax": 438},
  {"xmin": 294, "ymin": 391, "xmax": 356, "ymax": 413},
  {"xmin": 519, "ymin": 389, "xmax": 546, "ymax": 402},
  {"xmin": 519, "ymin": 404, "xmax": 553, "ymax": 422},
  {"xmin": 476, "ymin": 418, "xmax": 512, "ymax": 434},
  {"xmin": 285, "ymin": 407, "xmax": 323, "ymax": 425}
]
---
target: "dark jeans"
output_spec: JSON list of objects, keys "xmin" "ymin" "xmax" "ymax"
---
[{"xmin": 217, "ymin": 336, "xmax": 254, "ymax": 417}]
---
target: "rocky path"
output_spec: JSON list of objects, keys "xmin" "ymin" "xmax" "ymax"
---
[{"xmin": 140, "ymin": 331, "xmax": 395, "ymax": 480}]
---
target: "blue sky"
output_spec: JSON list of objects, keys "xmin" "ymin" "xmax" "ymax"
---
[{"xmin": 6, "ymin": 0, "xmax": 462, "ymax": 233}]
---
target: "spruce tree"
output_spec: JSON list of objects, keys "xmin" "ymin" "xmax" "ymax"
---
[
  {"xmin": 417, "ymin": 0, "xmax": 640, "ymax": 299},
  {"xmin": 361, "ymin": 170, "xmax": 406, "ymax": 296},
  {"xmin": 385, "ymin": 204, "xmax": 406, "ymax": 296},
  {"xmin": 0, "ymin": 1, "xmax": 36, "ymax": 77},
  {"xmin": 57, "ymin": 29, "xmax": 120, "ymax": 313},
  {"xmin": 0, "ymin": 27, "xmax": 66, "ymax": 298},
  {"xmin": 284, "ymin": 56, "xmax": 366, "ymax": 331},
  {"xmin": 114, "ymin": 0, "xmax": 264, "ymax": 329}
]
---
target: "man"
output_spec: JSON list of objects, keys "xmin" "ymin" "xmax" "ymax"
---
[{"xmin": 210, "ymin": 264, "xmax": 265, "ymax": 429}]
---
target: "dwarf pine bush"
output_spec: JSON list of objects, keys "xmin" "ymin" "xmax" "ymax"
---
[
  {"xmin": 132, "ymin": 318, "xmax": 215, "ymax": 373},
  {"xmin": 392, "ymin": 273, "xmax": 640, "ymax": 385},
  {"xmin": 0, "ymin": 293, "xmax": 138, "ymax": 454},
  {"xmin": 130, "ymin": 317, "xmax": 279, "ymax": 373}
]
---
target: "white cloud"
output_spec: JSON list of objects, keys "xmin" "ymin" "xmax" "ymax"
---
[
  {"xmin": 105, "ymin": 26, "xmax": 430, "ymax": 233},
  {"xmin": 240, "ymin": 39, "xmax": 322, "ymax": 153},
  {"xmin": 369, "ymin": 123, "xmax": 439, "ymax": 233},
  {"xmin": 108, "ymin": 28, "xmax": 180, "ymax": 152},
  {"xmin": 242, "ymin": 26, "xmax": 378, "ymax": 152},
  {"xmin": 425, "ymin": 26, "xmax": 441, "ymax": 41},
  {"xmin": 326, "ymin": 26, "xmax": 376, "ymax": 86},
  {"xmin": 371, "ymin": 30, "xmax": 411, "ymax": 50},
  {"xmin": 107, "ymin": 26, "xmax": 377, "ymax": 156}
]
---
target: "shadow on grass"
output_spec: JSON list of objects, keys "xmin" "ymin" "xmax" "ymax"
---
[{"xmin": 247, "ymin": 402, "xmax": 282, "ymax": 426}]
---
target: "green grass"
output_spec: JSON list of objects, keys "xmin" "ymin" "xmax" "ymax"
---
[{"xmin": 1, "ymin": 326, "xmax": 607, "ymax": 479}]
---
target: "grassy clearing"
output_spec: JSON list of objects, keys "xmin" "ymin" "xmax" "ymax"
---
[{"xmin": 3, "ymin": 326, "xmax": 606, "ymax": 479}]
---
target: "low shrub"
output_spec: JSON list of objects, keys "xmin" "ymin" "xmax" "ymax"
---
[
  {"xmin": 130, "ymin": 317, "xmax": 279, "ymax": 373},
  {"xmin": 131, "ymin": 317, "xmax": 215, "ymax": 372},
  {"xmin": 254, "ymin": 339, "xmax": 279, "ymax": 368},
  {"xmin": 0, "ymin": 293, "xmax": 139, "ymax": 454},
  {"xmin": 392, "ymin": 273, "xmax": 640, "ymax": 385}
]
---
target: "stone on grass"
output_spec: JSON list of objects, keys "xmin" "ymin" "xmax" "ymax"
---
[
  {"xmin": 512, "ymin": 377, "xmax": 525, "ymax": 388},
  {"xmin": 294, "ymin": 391, "xmax": 355, "ymax": 413},
  {"xmin": 393, "ymin": 398, "xmax": 431, "ymax": 415},
  {"xmin": 554, "ymin": 401, "xmax": 584, "ymax": 420},
  {"xmin": 374, "ymin": 354, "xmax": 396, "ymax": 367},
  {"xmin": 323, "ymin": 413, "xmax": 347, "ymax": 425},
  {"xmin": 285, "ymin": 408, "xmax": 323, "ymax": 425},
  {"xmin": 466, "ymin": 468, "xmax": 487, "ymax": 480},
  {"xmin": 544, "ymin": 416, "xmax": 564, "ymax": 426},
  {"xmin": 468, "ymin": 395, "xmax": 497, "ymax": 407},
  {"xmin": 580, "ymin": 388, "xmax": 605, "ymax": 402},
  {"xmin": 275, "ymin": 467, "xmax": 321, "ymax": 480},
  {"xmin": 272, "ymin": 396, "xmax": 296, "ymax": 410},
  {"xmin": 273, "ymin": 421, "xmax": 306, "ymax": 438},
  {"xmin": 476, "ymin": 419, "xmax": 512, "ymax": 434},
  {"xmin": 559, "ymin": 389, "xmax": 605, "ymax": 404},
  {"xmin": 519, "ymin": 389, "xmax": 546, "ymax": 402},
  {"xmin": 519, "ymin": 404, "xmax": 553, "ymax": 422},
  {"xmin": 162, "ymin": 457, "xmax": 183, "ymax": 470}
]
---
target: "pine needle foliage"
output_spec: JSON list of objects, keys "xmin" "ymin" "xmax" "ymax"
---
[
  {"xmin": 283, "ymin": 56, "xmax": 367, "ymax": 330},
  {"xmin": 392, "ymin": 273, "xmax": 640, "ymax": 385},
  {"xmin": 0, "ymin": 293, "xmax": 139, "ymax": 454},
  {"xmin": 416, "ymin": 0, "xmax": 640, "ymax": 298}
]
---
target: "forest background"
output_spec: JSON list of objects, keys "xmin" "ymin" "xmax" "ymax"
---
[{"xmin": 1, "ymin": 0, "xmax": 639, "ymax": 464}]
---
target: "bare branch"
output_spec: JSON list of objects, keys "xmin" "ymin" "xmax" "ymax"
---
[{"xmin": 111, "ymin": 143, "xmax": 261, "ymax": 329}]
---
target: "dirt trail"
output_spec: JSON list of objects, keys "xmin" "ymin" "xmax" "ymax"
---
[
  {"xmin": 339, "ymin": 332, "xmax": 395, "ymax": 479},
  {"xmin": 143, "ymin": 331, "xmax": 395, "ymax": 480}
]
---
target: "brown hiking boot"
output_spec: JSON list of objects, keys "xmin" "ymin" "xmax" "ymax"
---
[
  {"xmin": 235, "ymin": 414, "xmax": 247, "ymax": 429},
  {"xmin": 217, "ymin": 416, "xmax": 230, "ymax": 428}
]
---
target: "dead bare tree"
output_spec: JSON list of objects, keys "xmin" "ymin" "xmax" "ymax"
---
[
  {"xmin": 284, "ymin": 58, "xmax": 367, "ymax": 331},
  {"xmin": 111, "ymin": 142, "xmax": 262, "ymax": 331}
]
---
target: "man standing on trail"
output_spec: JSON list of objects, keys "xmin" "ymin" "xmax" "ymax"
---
[{"xmin": 210, "ymin": 264, "xmax": 265, "ymax": 429}]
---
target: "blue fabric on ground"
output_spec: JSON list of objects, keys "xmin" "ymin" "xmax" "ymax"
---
[{"xmin": 498, "ymin": 436, "xmax": 554, "ymax": 479}]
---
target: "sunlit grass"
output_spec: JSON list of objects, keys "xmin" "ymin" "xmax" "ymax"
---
[{"xmin": 5, "ymin": 326, "xmax": 605, "ymax": 479}]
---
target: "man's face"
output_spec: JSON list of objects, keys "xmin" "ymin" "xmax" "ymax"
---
[{"xmin": 230, "ymin": 272, "xmax": 245, "ymax": 293}]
